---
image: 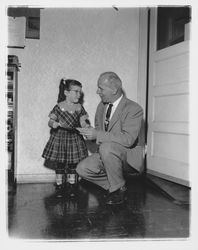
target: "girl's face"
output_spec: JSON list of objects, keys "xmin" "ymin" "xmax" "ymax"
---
[{"xmin": 65, "ymin": 85, "xmax": 82, "ymax": 104}]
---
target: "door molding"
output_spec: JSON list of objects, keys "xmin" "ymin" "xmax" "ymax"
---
[{"xmin": 146, "ymin": 8, "xmax": 190, "ymax": 187}]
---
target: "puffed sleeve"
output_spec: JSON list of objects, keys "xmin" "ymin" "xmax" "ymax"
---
[{"xmin": 48, "ymin": 105, "xmax": 59, "ymax": 121}]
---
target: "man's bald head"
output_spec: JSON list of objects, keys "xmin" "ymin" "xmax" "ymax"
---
[
  {"xmin": 97, "ymin": 72, "xmax": 123, "ymax": 103},
  {"xmin": 98, "ymin": 72, "xmax": 122, "ymax": 91}
]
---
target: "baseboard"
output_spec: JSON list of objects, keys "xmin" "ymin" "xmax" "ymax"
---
[
  {"xmin": 147, "ymin": 169, "xmax": 190, "ymax": 187},
  {"xmin": 16, "ymin": 173, "xmax": 55, "ymax": 183},
  {"xmin": 146, "ymin": 173, "xmax": 190, "ymax": 205}
]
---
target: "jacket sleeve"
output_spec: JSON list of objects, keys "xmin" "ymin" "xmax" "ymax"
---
[{"xmin": 96, "ymin": 104, "xmax": 143, "ymax": 148}]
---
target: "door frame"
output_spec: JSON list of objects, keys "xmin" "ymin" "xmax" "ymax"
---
[{"xmin": 145, "ymin": 7, "xmax": 190, "ymax": 186}]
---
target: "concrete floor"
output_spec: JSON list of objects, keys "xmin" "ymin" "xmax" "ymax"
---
[{"xmin": 7, "ymin": 177, "xmax": 190, "ymax": 240}]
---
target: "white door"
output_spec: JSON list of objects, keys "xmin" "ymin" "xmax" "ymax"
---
[{"xmin": 147, "ymin": 8, "xmax": 190, "ymax": 186}]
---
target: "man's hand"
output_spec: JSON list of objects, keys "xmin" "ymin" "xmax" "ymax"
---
[{"xmin": 76, "ymin": 127, "xmax": 98, "ymax": 140}]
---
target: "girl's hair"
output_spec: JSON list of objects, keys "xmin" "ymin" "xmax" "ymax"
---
[{"xmin": 57, "ymin": 78, "xmax": 82, "ymax": 103}]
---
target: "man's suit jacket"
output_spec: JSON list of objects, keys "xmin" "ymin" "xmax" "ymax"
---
[{"xmin": 95, "ymin": 96, "xmax": 144, "ymax": 171}]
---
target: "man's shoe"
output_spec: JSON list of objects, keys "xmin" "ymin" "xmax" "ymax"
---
[{"xmin": 105, "ymin": 186, "xmax": 127, "ymax": 205}]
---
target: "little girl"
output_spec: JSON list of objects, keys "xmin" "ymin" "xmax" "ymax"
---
[{"xmin": 42, "ymin": 78, "xmax": 90, "ymax": 197}]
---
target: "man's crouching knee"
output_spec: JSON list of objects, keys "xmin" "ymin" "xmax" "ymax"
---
[
  {"xmin": 99, "ymin": 142, "xmax": 126, "ymax": 161},
  {"xmin": 76, "ymin": 160, "xmax": 86, "ymax": 178}
]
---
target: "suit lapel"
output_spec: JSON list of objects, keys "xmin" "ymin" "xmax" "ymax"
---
[
  {"xmin": 108, "ymin": 96, "xmax": 127, "ymax": 131},
  {"xmin": 97, "ymin": 103, "xmax": 107, "ymax": 131}
]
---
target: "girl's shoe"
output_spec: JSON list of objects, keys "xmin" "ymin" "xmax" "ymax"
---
[{"xmin": 55, "ymin": 184, "xmax": 64, "ymax": 198}]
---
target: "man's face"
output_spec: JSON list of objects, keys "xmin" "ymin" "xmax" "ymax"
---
[{"xmin": 96, "ymin": 77, "xmax": 114, "ymax": 103}]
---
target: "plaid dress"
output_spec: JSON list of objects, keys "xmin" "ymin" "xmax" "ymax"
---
[{"xmin": 42, "ymin": 104, "xmax": 88, "ymax": 164}]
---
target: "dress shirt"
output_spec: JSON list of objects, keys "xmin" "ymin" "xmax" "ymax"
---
[{"xmin": 105, "ymin": 94, "xmax": 123, "ymax": 120}]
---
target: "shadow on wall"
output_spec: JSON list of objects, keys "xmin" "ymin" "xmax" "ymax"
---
[{"xmin": 43, "ymin": 159, "xmax": 57, "ymax": 170}]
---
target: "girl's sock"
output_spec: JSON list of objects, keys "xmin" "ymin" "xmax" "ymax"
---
[
  {"xmin": 56, "ymin": 163, "xmax": 65, "ymax": 186},
  {"xmin": 56, "ymin": 173, "xmax": 64, "ymax": 186}
]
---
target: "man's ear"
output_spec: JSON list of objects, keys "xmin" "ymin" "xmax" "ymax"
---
[{"xmin": 112, "ymin": 87, "xmax": 118, "ymax": 95}]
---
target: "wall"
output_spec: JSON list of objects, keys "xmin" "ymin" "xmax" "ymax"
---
[{"xmin": 8, "ymin": 8, "xmax": 141, "ymax": 183}]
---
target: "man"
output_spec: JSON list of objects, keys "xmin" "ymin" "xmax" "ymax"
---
[{"xmin": 76, "ymin": 72, "xmax": 143, "ymax": 205}]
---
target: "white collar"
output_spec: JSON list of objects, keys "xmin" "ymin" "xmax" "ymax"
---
[{"xmin": 111, "ymin": 94, "xmax": 123, "ymax": 107}]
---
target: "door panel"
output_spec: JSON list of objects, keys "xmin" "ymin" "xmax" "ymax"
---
[
  {"xmin": 147, "ymin": 8, "xmax": 190, "ymax": 186},
  {"xmin": 152, "ymin": 132, "xmax": 188, "ymax": 163},
  {"xmin": 154, "ymin": 94, "xmax": 189, "ymax": 122}
]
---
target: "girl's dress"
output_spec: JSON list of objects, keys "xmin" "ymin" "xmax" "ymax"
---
[{"xmin": 42, "ymin": 104, "xmax": 88, "ymax": 164}]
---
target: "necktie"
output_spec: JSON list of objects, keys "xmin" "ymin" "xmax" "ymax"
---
[{"xmin": 104, "ymin": 103, "xmax": 113, "ymax": 131}]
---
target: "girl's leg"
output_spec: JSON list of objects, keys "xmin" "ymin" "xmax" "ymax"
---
[
  {"xmin": 55, "ymin": 162, "xmax": 65, "ymax": 186},
  {"xmin": 66, "ymin": 163, "xmax": 78, "ymax": 184},
  {"xmin": 65, "ymin": 164, "xmax": 79, "ymax": 197}
]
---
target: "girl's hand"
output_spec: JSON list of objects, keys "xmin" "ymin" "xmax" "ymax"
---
[
  {"xmin": 52, "ymin": 121, "xmax": 60, "ymax": 129},
  {"xmin": 58, "ymin": 121, "xmax": 69, "ymax": 128},
  {"xmin": 80, "ymin": 120, "xmax": 91, "ymax": 128},
  {"xmin": 80, "ymin": 115, "xmax": 90, "ymax": 128},
  {"xmin": 49, "ymin": 113, "xmax": 58, "ymax": 121}
]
